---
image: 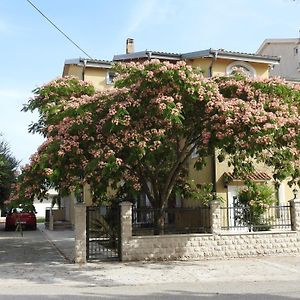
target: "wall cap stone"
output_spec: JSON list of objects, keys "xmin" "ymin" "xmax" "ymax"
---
[
  {"xmin": 210, "ymin": 200, "xmax": 221, "ymax": 206},
  {"xmin": 289, "ymin": 198, "xmax": 300, "ymax": 203},
  {"xmin": 75, "ymin": 203, "xmax": 86, "ymax": 207},
  {"xmin": 130, "ymin": 233, "xmax": 214, "ymax": 240},
  {"xmin": 120, "ymin": 201, "xmax": 133, "ymax": 207},
  {"xmin": 220, "ymin": 231, "xmax": 297, "ymax": 236}
]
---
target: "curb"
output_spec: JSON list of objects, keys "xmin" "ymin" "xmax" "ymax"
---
[{"xmin": 39, "ymin": 226, "xmax": 74, "ymax": 264}]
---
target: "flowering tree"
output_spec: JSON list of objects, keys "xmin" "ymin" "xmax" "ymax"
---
[{"xmin": 9, "ymin": 60, "xmax": 300, "ymax": 230}]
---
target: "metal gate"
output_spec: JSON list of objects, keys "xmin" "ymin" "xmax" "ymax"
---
[{"xmin": 86, "ymin": 205, "xmax": 120, "ymax": 261}]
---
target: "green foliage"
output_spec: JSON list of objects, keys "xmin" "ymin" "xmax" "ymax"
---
[
  {"xmin": 236, "ymin": 182, "xmax": 276, "ymax": 231},
  {"xmin": 183, "ymin": 181, "xmax": 223, "ymax": 207},
  {"xmin": 0, "ymin": 136, "xmax": 18, "ymax": 206},
  {"xmin": 22, "ymin": 76, "xmax": 95, "ymax": 136},
  {"xmin": 90, "ymin": 204, "xmax": 119, "ymax": 250}
]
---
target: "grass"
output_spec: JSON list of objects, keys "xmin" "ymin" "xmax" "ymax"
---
[{"xmin": 37, "ymin": 217, "xmax": 45, "ymax": 223}]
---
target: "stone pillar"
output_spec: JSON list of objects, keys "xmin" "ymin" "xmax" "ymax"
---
[
  {"xmin": 289, "ymin": 198, "xmax": 300, "ymax": 232},
  {"xmin": 74, "ymin": 203, "xmax": 86, "ymax": 264},
  {"xmin": 49, "ymin": 209, "xmax": 54, "ymax": 231},
  {"xmin": 119, "ymin": 201, "xmax": 132, "ymax": 261},
  {"xmin": 210, "ymin": 200, "xmax": 221, "ymax": 234}
]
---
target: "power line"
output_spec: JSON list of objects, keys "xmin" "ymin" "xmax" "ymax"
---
[{"xmin": 25, "ymin": 0, "xmax": 93, "ymax": 59}]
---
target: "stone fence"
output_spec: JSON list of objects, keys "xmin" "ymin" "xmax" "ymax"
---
[
  {"xmin": 119, "ymin": 199, "xmax": 300, "ymax": 261},
  {"xmin": 74, "ymin": 199, "xmax": 300, "ymax": 263}
]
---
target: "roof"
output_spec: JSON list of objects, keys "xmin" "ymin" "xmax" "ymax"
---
[
  {"xmin": 224, "ymin": 172, "xmax": 272, "ymax": 183},
  {"xmin": 64, "ymin": 58, "xmax": 112, "ymax": 69},
  {"xmin": 113, "ymin": 48, "xmax": 280, "ymax": 65},
  {"xmin": 65, "ymin": 47, "xmax": 280, "ymax": 71},
  {"xmin": 257, "ymin": 38, "xmax": 300, "ymax": 54},
  {"xmin": 182, "ymin": 48, "xmax": 280, "ymax": 64},
  {"xmin": 113, "ymin": 50, "xmax": 181, "ymax": 61}
]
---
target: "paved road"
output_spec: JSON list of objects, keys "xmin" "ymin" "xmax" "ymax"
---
[{"xmin": 0, "ymin": 223, "xmax": 300, "ymax": 299}]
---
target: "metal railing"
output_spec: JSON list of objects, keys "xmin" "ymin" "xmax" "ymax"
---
[
  {"xmin": 86, "ymin": 206, "xmax": 120, "ymax": 261},
  {"xmin": 132, "ymin": 207, "xmax": 210, "ymax": 236},
  {"xmin": 221, "ymin": 204, "xmax": 292, "ymax": 232}
]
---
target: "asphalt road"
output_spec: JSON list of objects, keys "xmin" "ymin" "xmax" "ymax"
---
[{"xmin": 0, "ymin": 223, "xmax": 300, "ymax": 299}]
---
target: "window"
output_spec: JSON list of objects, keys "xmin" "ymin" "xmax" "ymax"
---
[
  {"xmin": 226, "ymin": 61, "xmax": 256, "ymax": 77},
  {"xmin": 294, "ymin": 46, "xmax": 298, "ymax": 56},
  {"xmin": 106, "ymin": 71, "xmax": 116, "ymax": 85}
]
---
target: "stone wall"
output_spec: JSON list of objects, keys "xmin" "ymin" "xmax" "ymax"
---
[
  {"xmin": 120, "ymin": 200, "xmax": 300, "ymax": 262},
  {"xmin": 121, "ymin": 231, "xmax": 300, "ymax": 261}
]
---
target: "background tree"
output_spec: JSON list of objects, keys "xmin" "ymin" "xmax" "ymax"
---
[
  {"xmin": 9, "ymin": 61, "xmax": 300, "ymax": 232},
  {"xmin": 0, "ymin": 135, "xmax": 18, "ymax": 211}
]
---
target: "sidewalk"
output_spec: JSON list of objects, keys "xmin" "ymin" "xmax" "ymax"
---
[
  {"xmin": 38, "ymin": 223, "xmax": 75, "ymax": 263},
  {"xmin": 1, "ymin": 223, "xmax": 300, "ymax": 298}
]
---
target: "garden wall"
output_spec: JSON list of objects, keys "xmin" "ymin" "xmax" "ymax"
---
[
  {"xmin": 119, "ymin": 200, "xmax": 300, "ymax": 261},
  {"xmin": 121, "ymin": 231, "xmax": 300, "ymax": 261}
]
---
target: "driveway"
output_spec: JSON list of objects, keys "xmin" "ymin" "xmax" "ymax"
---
[
  {"xmin": 0, "ymin": 223, "xmax": 66, "ymax": 264},
  {"xmin": 0, "ymin": 222, "xmax": 300, "ymax": 299}
]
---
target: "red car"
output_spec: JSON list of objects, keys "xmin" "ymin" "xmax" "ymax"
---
[{"xmin": 5, "ymin": 208, "xmax": 37, "ymax": 231}]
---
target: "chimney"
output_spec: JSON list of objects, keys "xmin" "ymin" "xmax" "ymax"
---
[{"xmin": 126, "ymin": 38, "xmax": 134, "ymax": 54}]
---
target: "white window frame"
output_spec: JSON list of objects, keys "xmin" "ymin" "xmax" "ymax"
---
[
  {"xmin": 294, "ymin": 46, "xmax": 298, "ymax": 56},
  {"xmin": 226, "ymin": 61, "xmax": 257, "ymax": 77},
  {"xmin": 106, "ymin": 71, "xmax": 115, "ymax": 85}
]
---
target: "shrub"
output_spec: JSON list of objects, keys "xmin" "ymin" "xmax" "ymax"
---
[{"xmin": 236, "ymin": 182, "xmax": 276, "ymax": 231}]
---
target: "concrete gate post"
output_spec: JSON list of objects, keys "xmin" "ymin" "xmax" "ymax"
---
[
  {"xmin": 49, "ymin": 208, "xmax": 54, "ymax": 231},
  {"xmin": 119, "ymin": 201, "xmax": 132, "ymax": 261},
  {"xmin": 290, "ymin": 198, "xmax": 300, "ymax": 232},
  {"xmin": 74, "ymin": 203, "xmax": 86, "ymax": 264},
  {"xmin": 210, "ymin": 200, "xmax": 221, "ymax": 234}
]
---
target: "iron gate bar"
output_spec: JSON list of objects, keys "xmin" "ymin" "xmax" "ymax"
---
[{"xmin": 86, "ymin": 205, "xmax": 120, "ymax": 261}]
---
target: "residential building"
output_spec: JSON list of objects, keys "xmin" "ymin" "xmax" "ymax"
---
[
  {"xmin": 33, "ymin": 188, "xmax": 58, "ymax": 218},
  {"xmin": 257, "ymin": 38, "xmax": 300, "ymax": 82}
]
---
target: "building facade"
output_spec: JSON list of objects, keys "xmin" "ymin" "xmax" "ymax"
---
[{"xmin": 257, "ymin": 38, "xmax": 300, "ymax": 82}]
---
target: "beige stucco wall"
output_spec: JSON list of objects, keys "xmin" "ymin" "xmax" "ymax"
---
[
  {"xmin": 63, "ymin": 65, "xmax": 112, "ymax": 91},
  {"xmin": 84, "ymin": 69, "xmax": 112, "ymax": 91},
  {"xmin": 187, "ymin": 58, "xmax": 212, "ymax": 77},
  {"xmin": 188, "ymin": 58, "xmax": 269, "ymax": 78},
  {"xmin": 188, "ymin": 151, "xmax": 296, "ymax": 206}
]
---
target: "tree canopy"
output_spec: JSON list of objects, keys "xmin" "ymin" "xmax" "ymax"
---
[
  {"xmin": 8, "ymin": 60, "xmax": 300, "ymax": 210},
  {"xmin": 0, "ymin": 135, "xmax": 18, "ymax": 208}
]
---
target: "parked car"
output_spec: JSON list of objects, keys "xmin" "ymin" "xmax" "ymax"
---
[{"xmin": 5, "ymin": 208, "xmax": 37, "ymax": 231}]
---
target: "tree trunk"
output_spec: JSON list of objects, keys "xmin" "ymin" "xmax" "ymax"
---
[{"xmin": 153, "ymin": 208, "xmax": 165, "ymax": 235}]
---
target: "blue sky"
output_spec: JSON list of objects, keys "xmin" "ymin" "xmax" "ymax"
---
[{"xmin": 0, "ymin": 0, "xmax": 299, "ymax": 165}]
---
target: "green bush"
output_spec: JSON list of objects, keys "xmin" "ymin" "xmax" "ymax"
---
[{"xmin": 236, "ymin": 182, "xmax": 275, "ymax": 231}]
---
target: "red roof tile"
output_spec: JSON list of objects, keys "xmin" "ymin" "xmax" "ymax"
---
[{"xmin": 224, "ymin": 171, "xmax": 272, "ymax": 182}]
